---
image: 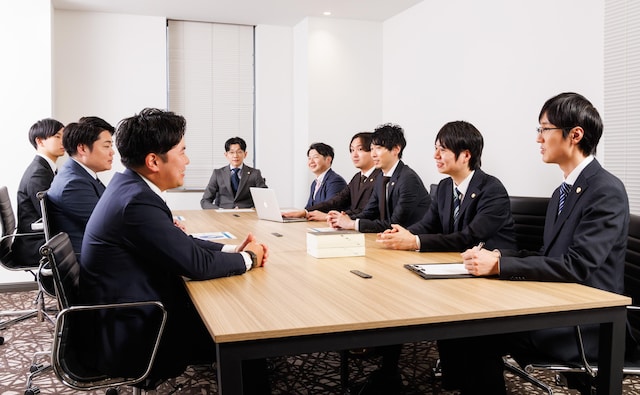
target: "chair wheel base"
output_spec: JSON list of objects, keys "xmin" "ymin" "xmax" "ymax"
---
[{"xmin": 24, "ymin": 386, "xmax": 40, "ymax": 395}]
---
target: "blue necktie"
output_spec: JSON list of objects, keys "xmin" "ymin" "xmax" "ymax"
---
[
  {"xmin": 558, "ymin": 182, "xmax": 572, "ymax": 215},
  {"xmin": 453, "ymin": 187, "xmax": 462, "ymax": 230},
  {"xmin": 231, "ymin": 168, "xmax": 240, "ymax": 194}
]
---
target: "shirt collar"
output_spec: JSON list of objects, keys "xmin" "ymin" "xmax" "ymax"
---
[
  {"xmin": 564, "ymin": 155, "xmax": 594, "ymax": 185},
  {"xmin": 71, "ymin": 157, "xmax": 99, "ymax": 180},
  {"xmin": 315, "ymin": 168, "xmax": 329, "ymax": 184},
  {"xmin": 135, "ymin": 171, "xmax": 166, "ymax": 201},
  {"xmin": 383, "ymin": 160, "xmax": 400, "ymax": 178},
  {"xmin": 230, "ymin": 164, "xmax": 244, "ymax": 171},
  {"xmin": 453, "ymin": 170, "xmax": 475, "ymax": 198},
  {"xmin": 36, "ymin": 153, "xmax": 57, "ymax": 173},
  {"xmin": 361, "ymin": 167, "xmax": 375, "ymax": 178}
]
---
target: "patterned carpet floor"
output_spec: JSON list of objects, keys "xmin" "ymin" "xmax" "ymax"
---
[{"xmin": 2, "ymin": 288, "xmax": 640, "ymax": 394}]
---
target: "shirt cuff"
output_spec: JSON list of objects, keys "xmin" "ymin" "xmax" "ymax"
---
[
  {"xmin": 240, "ymin": 251, "xmax": 253, "ymax": 271},
  {"xmin": 415, "ymin": 235, "xmax": 421, "ymax": 251},
  {"xmin": 355, "ymin": 218, "xmax": 360, "ymax": 232}
]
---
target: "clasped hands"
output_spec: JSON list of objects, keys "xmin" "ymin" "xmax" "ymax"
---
[{"xmin": 236, "ymin": 232, "xmax": 268, "ymax": 268}]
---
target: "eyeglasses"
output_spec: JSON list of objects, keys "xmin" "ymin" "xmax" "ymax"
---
[
  {"xmin": 536, "ymin": 127, "xmax": 565, "ymax": 135},
  {"xmin": 227, "ymin": 150, "xmax": 245, "ymax": 156}
]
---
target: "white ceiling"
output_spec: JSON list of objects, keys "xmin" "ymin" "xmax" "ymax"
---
[{"xmin": 51, "ymin": 0, "xmax": 423, "ymax": 27}]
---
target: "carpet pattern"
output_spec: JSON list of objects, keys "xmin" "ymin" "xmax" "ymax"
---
[{"xmin": 1, "ymin": 289, "xmax": 639, "ymax": 394}]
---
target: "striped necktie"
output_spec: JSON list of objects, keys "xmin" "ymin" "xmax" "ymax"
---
[
  {"xmin": 453, "ymin": 187, "xmax": 462, "ymax": 230},
  {"xmin": 231, "ymin": 168, "xmax": 240, "ymax": 194},
  {"xmin": 558, "ymin": 182, "xmax": 572, "ymax": 215}
]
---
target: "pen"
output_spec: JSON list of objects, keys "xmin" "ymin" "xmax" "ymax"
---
[{"xmin": 476, "ymin": 242, "xmax": 485, "ymax": 250}]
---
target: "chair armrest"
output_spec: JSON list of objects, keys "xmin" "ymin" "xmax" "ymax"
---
[{"xmin": 31, "ymin": 218, "xmax": 44, "ymax": 231}]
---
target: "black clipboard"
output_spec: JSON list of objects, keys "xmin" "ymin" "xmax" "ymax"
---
[{"xmin": 404, "ymin": 263, "xmax": 475, "ymax": 279}]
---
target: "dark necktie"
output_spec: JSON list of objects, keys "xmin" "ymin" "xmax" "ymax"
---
[
  {"xmin": 231, "ymin": 168, "xmax": 240, "ymax": 194},
  {"xmin": 379, "ymin": 176, "xmax": 391, "ymax": 220},
  {"xmin": 453, "ymin": 187, "xmax": 462, "ymax": 230},
  {"xmin": 558, "ymin": 182, "xmax": 572, "ymax": 215}
]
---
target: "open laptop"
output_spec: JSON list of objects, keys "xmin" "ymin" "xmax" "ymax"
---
[{"xmin": 250, "ymin": 187, "xmax": 307, "ymax": 223}]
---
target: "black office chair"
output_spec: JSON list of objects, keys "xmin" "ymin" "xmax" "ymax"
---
[
  {"xmin": 34, "ymin": 232, "xmax": 168, "ymax": 395},
  {"xmin": 509, "ymin": 196, "xmax": 549, "ymax": 251},
  {"xmin": 23, "ymin": 190, "xmax": 58, "ymax": 393},
  {"xmin": 0, "ymin": 186, "xmax": 50, "ymax": 343},
  {"xmin": 518, "ymin": 213, "xmax": 640, "ymax": 395}
]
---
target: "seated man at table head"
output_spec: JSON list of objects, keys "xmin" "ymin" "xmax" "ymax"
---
[
  {"xmin": 47, "ymin": 116, "xmax": 114, "ymax": 257},
  {"xmin": 200, "ymin": 136, "xmax": 267, "ymax": 209},
  {"xmin": 14, "ymin": 118, "xmax": 65, "ymax": 266},
  {"xmin": 283, "ymin": 132, "xmax": 382, "ymax": 221},
  {"xmin": 80, "ymin": 108, "xmax": 269, "ymax": 391},
  {"xmin": 439, "ymin": 92, "xmax": 630, "ymax": 395},
  {"xmin": 377, "ymin": 120, "xmax": 516, "ymax": 252},
  {"xmin": 304, "ymin": 142, "xmax": 347, "ymax": 209},
  {"xmin": 327, "ymin": 123, "xmax": 430, "ymax": 233}
]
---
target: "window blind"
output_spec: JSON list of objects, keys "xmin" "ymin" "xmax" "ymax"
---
[
  {"xmin": 604, "ymin": 0, "xmax": 640, "ymax": 214},
  {"xmin": 167, "ymin": 20, "xmax": 254, "ymax": 190}
]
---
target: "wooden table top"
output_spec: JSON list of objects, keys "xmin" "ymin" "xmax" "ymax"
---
[{"xmin": 176, "ymin": 209, "xmax": 631, "ymax": 343}]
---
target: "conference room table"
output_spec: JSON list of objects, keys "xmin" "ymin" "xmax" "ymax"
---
[{"xmin": 174, "ymin": 209, "xmax": 631, "ymax": 395}]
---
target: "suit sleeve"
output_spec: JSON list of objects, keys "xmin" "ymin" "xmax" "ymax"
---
[
  {"xmin": 253, "ymin": 169, "xmax": 267, "ymax": 188},
  {"xmin": 500, "ymin": 177, "xmax": 628, "ymax": 286},
  {"xmin": 359, "ymin": 171, "xmax": 426, "ymax": 233},
  {"xmin": 201, "ymin": 170, "xmax": 220, "ymax": 209},
  {"xmin": 124, "ymin": 196, "xmax": 246, "ymax": 279},
  {"xmin": 308, "ymin": 183, "xmax": 351, "ymax": 213},
  {"xmin": 27, "ymin": 166, "xmax": 54, "ymax": 218}
]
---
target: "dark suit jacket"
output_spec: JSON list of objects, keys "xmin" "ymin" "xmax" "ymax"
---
[
  {"xmin": 81, "ymin": 168, "xmax": 248, "ymax": 379},
  {"xmin": 356, "ymin": 161, "xmax": 431, "ymax": 233},
  {"xmin": 501, "ymin": 159, "xmax": 629, "ymax": 363},
  {"xmin": 307, "ymin": 168, "xmax": 382, "ymax": 216},
  {"xmin": 201, "ymin": 164, "xmax": 267, "ymax": 209},
  {"xmin": 13, "ymin": 155, "xmax": 54, "ymax": 266},
  {"xmin": 408, "ymin": 169, "xmax": 516, "ymax": 252},
  {"xmin": 47, "ymin": 158, "xmax": 106, "ymax": 256},
  {"xmin": 305, "ymin": 168, "xmax": 348, "ymax": 209}
]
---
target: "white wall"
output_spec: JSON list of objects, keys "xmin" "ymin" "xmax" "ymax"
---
[
  {"xmin": 0, "ymin": 0, "xmax": 53, "ymax": 283},
  {"xmin": 383, "ymin": 0, "xmax": 604, "ymax": 197}
]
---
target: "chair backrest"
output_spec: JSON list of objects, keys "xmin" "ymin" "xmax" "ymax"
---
[
  {"xmin": 625, "ymin": 214, "xmax": 640, "ymax": 343},
  {"xmin": 40, "ymin": 232, "xmax": 80, "ymax": 309},
  {"xmin": 0, "ymin": 186, "xmax": 17, "ymax": 260},
  {"xmin": 509, "ymin": 196, "xmax": 550, "ymax": 251},
  {"xmin": 36, "ymin": 190, "xmax": 52, "ymax": 242}
]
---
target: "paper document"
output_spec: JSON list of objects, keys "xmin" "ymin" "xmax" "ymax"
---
[
  {"xmin": 404, "ymin": 263, "xmax": 475, "ymax": 279},
  {"xmin": 192, "ymin": 232, "xmax": 237, "ymax": 240},
  {"xmin": 215, "ymin": 208, "xmax": 255, "ymax": 213}
]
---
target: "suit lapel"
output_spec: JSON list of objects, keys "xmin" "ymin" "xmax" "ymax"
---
[{"xmin": 544, "ymin": 161, "xmax": 598, "ymax": 251}]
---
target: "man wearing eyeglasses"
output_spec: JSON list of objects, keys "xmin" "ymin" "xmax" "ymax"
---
[
  {"xmin": 200, "ymin": 136, "xmax": 268, "ymax": 209},
  {"xmin": 439, "ymin": 92, "xmax": 630, "ymax": 395}
]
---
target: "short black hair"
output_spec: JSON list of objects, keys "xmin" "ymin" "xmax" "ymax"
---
[
  {"xmin": 28, "ymin": 118, "xmax": 64, "ymax": 149},
  {"xmin": 116, "ymin": 108, "xmax": 186, "ymax": 169},
  {"xmin": 435, "ymin": 121, "xmax": 484, "ymax": 170},
  {"xmin": 539, "ymin": 92, "xmax": 603, "ymax": 156},
  {"xmin": 79, "ymin": 116, "xmax": 115, "ymax": 134},
  {"xmin": 62, "ymin": 122, "xmax": 106, "ymax": 156},
  {"xmin": 307, "ymin": 142, "xmax": 335, "ymax": 160},
  {"xmin": 350, "ymin": 132, "xmax": 373, "ymax": 152},
  {"xmin": 225, "ymin": 137, "xmax": 247, "ymax": 152},
  {"xmin": 371, "ymin": 123, "xmax": 406, "ymax": 158}
]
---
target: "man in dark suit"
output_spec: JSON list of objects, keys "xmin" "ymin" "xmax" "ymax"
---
[
  {"xmin": 47, "ymin": 117, "xmax": 115, "ymax": 257},
  {"xmin": 328, "ymin": 123, "xmax": 430, "ymax": 233},
  {"xmin": 357, "ymin": 121, "xmax": 518, "ymax": 395},
  {"xmin": 200, "ymin": 136, "xmax": 268, "ymax": 209},
  {"xmin": 377, "ymin": 121, "xmax": 516, "ymax": 252},
  {"xmin": 283, "ymin": 132, "xmax": 382, "ymax": 221},
  {"xmin": 305, "ymin": 142, "xmax": 348, "ymax": 209},
  {"xmin": 81, "ymin": 108, "xmax": 269, "ymax": 393},
  {"xmin": 14, "ymin": 118, "xmax": 65, "ymax": 266},
  {"xmin": 442, "ymin": 93, "xmax": 630, "ymax": 395}
]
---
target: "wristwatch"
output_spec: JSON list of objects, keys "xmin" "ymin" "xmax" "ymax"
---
[{"xmin": 246, "ymin": 250, "xmax": 258, "ymax": 268}]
